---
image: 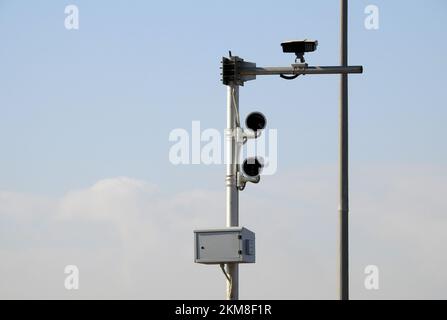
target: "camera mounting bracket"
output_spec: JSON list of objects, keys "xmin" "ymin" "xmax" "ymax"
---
[
  {"xmin": 221, "ymin": 56, "xmax": 256, "ymax": 86},
  {"xmin": 236, "ymin": 171, "xmax": 260, "ymax": 191}
]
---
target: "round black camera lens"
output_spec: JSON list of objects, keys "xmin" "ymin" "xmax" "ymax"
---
[
  {"xmin": 245, "ymin": 112, "xmax": 266, "ymax": 131},
  {"xmin": 242, "ymin": 158, "xmax": 263, "ymax": 177}
]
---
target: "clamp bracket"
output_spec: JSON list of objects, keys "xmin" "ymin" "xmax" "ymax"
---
[{"xmin": 221, "ymin": 56, "xmax": 256, "ymax": 86}]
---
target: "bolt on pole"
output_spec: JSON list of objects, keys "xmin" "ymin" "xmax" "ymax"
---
[{"xmin": 339, "ymin": 0, "xmax": 350, "ymax": 301}]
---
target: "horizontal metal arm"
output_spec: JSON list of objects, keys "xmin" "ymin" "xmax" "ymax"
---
[
  {"xmin": 240, "ymin": 65, "xmax": 363, "ymax": 77},
  {"xmin": 221, "ymin": 56, "xmax": 363, "ymax": 85}
]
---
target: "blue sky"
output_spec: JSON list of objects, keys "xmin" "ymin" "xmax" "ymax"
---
[
  {"xmin": 1, "ymin": 0, "xmax": 446, "ymax": 195},
  {"xmin": 0, "ymin": 1, "xmax": 446, "ymax": 299}
]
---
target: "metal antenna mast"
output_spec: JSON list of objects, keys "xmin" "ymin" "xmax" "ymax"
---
[{"xmin": 225, "ymin": 84, "xmax": 240, "ymax": 300}]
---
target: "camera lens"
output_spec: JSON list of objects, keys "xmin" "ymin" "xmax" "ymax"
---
[
  {"xmin": 245, "ymin": 112, "xmax": 266, "ymax": 132},
  {"xmin": 242, "ymin": 158, "xmax": 263, "ymax": 177}
]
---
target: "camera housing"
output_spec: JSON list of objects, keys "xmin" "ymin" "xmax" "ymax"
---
[
  {"xmin": 281, "ymin": 40, "xmax": 318, "ymax": 63},
  {"xmin": 245, "ymin": 112, "xmax": 267, "ymax": 132},
  {"xmin": 281, "ymin": 40, "xmax": 318, "ymax": 54},
  {"xmin": 242, "ymin": 157, "xmax": 263, "ymax": 178}
]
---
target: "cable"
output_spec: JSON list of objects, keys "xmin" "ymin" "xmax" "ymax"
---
[
  {"xmin": 220, "ymin": 264, "xmax": 232, "ymax": 298},
  {"xmin": 280, "ymin": 74, "xmax": 299, "ymax": 80},
  {"xmin": 220, "ymin": 264, "xmax": 231, "ymax": 282},
  {"xmin": 231, "ymin": 87, "xmax": 241, "ymax": 127},
  {"xmin": 231, "ymin": 87, "xmax": 242, "ymax": 182}
]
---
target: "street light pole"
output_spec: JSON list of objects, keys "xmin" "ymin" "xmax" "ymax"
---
[{"xmin": 339, "ymin": 0, "xmax": 350, "ymax": 301}]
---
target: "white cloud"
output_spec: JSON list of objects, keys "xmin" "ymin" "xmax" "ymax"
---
[
  {"xmin": 58, "ymin": 177, "xmax": 157, "ymax": 221},
  {"xmin": 0, "ymin": 164, "xmax": 446, "ymax": 299}
]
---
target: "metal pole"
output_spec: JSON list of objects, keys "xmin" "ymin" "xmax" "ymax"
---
[
  {"xmin": 339, "ymin": 0, "xmax": 349, "ymax": 301},
  {"xmin": 225, "ymin": 85, "xmax": 239, "ymax": 300},
  {"xmin": 239, "ymin": 65, "xmax": 363, "ymax": 77}
]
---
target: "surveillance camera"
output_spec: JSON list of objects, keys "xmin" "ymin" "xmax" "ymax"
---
[
  {"xmin": 242, "ymin": 157, "xmax": 264, "ymax": 178},
  {"xmin": 245, "ymin": 112, "xmax": 267, "ymax": 132},
  {"xmin": 281, "ymin": 40, "xmax": 318, "ymax": 55},
  {"xmin": 281, "ymin": 40, "xmax": 318, "ymax": 63}
]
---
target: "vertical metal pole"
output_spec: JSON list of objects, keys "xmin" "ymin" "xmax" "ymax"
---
[
  {"xmin": 225, "ymin": 85, "xmax": 239, "ymax": 300},
  {"xmin": 339, "ymin": 0, "xmax": 349, "ymax": 301}
]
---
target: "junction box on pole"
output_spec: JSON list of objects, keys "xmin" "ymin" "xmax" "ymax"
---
[{"xmin": 194, "ymin": 228, "xmax": 256, "ymax": 264}]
